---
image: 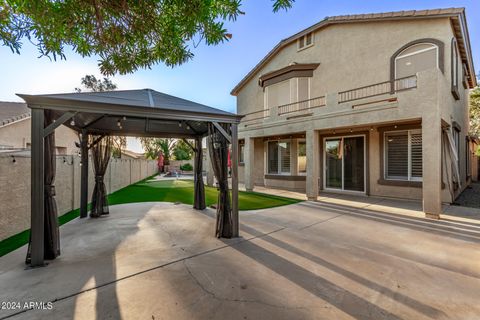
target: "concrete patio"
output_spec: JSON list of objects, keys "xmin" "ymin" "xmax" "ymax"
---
[{"xmin": 1, "ymin": 196, "xmax": 480, "ymax": 319}]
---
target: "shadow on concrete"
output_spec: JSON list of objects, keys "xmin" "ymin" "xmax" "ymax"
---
[
  {"xmin": 238, "ymin": 224, "xmax": 446, "ymax": 319},
  {"xmin": 226, "ymin": 238, "xmax": 403, "ymax": 320},
  {"xmin": 300, "ymin": 201, "xmax": 480, "ymax": 244}
]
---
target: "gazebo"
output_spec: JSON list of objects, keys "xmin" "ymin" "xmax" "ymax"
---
[{"xmin": 18, "ymin": 89, "xmax": 242, "ymax": 267}]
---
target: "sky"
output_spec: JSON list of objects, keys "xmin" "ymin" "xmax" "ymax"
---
[{"xmin": 0, "ymin": 0, "xmax": 478, "ymax": 152}]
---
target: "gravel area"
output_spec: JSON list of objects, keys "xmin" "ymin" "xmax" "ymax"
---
[{"xmin": 454, "ymin": 182, "xmax": 480, "ymax": 208}]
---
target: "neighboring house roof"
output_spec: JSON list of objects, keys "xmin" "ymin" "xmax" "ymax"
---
[
  {"xmin": 0, "ymin": 102, "xmax": 30, "ymax": 127},
  {"xmin": 231, "ymin": 7, "xmax": 476, "ymax": 95}
]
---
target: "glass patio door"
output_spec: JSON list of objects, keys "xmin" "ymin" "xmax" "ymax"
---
[{"xmin": 324, "ymin": 136, "xmax": 365, "ymax": 192}]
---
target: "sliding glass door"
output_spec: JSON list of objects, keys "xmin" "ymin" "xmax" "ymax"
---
[{"xmin": 324, "ymin": 136, "xmax": 365, "ymax": 192}]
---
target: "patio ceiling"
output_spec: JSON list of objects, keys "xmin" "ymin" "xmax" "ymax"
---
[{"xmin": 18, "ymin": 89, "xmax": 242, "ymax": 138}]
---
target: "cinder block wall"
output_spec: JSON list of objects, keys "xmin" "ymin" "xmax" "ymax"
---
[{"xmin": 0, "ymin": 153, "xmax": 158, "ymax": 241}]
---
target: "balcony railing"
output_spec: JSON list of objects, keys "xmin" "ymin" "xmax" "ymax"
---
[
  {"xmin": 241, "ymin": 108, "xmax": 270, "ymax": 125},
  {"xmin": 338, "ymin": 75, "xmax": 417, "ymax": 104},
  {"xmin": 277, "ymin": 96, "xmax": 326, "ymax": 116}
]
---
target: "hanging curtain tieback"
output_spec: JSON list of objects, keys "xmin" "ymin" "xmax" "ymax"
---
[
  {"xmin": 95, "ymin": 175, "xmax": 104, "ymax": 182},
  {"xmin": 44, "ymin": 185, "xmax": 56, "ymax": 197}
]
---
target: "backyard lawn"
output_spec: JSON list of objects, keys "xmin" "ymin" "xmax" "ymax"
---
[
  {"xmin": 109, "ymin": 178, "xmax": 301, "ymax": 210},
  {"xmin": 0, "ymin": 177, "xmax": 301, "ymax": 257}
]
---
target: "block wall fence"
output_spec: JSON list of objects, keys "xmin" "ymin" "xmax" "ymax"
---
[{"xmin": 0, "ymin": 153, "xmax": 158, "ymax": 241}]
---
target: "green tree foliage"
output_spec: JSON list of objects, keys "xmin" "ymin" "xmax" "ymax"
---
[
  {"xmin": 75, "ymin": 74, "xmax": 125, "ymax": 157},
  {"xmin": 173, "ymin": 139, "xmax": 193, "ymax": 160},
  {"xmin": 75, "ymin": 75, "xmax": 117, "ymax": 93},
  {"xmin": 139, "ymin": 138, "xmax": 176, "ymax": 164},
  {"xmin": 0, "ymin": 1, "xmax": 294, "ymax": 75},
  {"xmin": 470, "ymin": 86, "xmax": 480, "ymax": 137}
]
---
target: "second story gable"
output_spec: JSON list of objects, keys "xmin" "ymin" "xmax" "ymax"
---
[{"xmin": 232, "ymin": 8, "xmax": 476, "ymax": 128}]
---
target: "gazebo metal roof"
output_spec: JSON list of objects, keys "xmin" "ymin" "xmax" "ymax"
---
[
  {"xmin": 19, "ymin": 88, "xmax": 241, "ymax": 267},
  {"xmin": 18, "ymin": 89, "xmax": 241, "ymax": 138}
]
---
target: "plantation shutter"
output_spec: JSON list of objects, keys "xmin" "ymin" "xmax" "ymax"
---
[
  {"xmin": 279, "ymin": 141, "xmax": 291, "ymax": 173},
  {"xmin": 410, "ymin": 132, "xmax": 423, "ymax": 178},
  {"xmin": 386, "ymin": 132, "xmax": 409, "ymax": 179}
]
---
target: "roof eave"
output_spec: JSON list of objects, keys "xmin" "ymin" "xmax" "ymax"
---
[{"xmin": 230, "ymin": 8, "xmax": 475, "ymax": 95}]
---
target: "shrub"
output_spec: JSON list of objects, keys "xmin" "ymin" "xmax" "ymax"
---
[{"xmin": 180, "ymin": 163, "xmax": 193, "ymax": 171}]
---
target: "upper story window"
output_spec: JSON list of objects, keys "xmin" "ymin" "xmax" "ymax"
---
[
  {"xmin": 298, "ymin": 32, "xmax": 314, "ymax": 50},
  {"xmin": 394, "ymin": 43, "xmax": 439, "ymax": 78},
  {"xmin": 265, "ymin": 78, "xmax": 310, "ymax": 108},
  {"xmin": 451, "ymin": 38, "xmax": 460, "ymax": 100}
]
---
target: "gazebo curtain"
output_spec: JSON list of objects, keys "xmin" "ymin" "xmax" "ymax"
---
[
  {"xmin": 208, "ymin": 123, "xmax": 233, "ymax": 238},
  {"xmin": 26, "ymin": 110, "xmax": 60, "ymax": 264},
  {"xmin": 90, "ymin": 135, "xmax": 112, "ymax": 218},
  {"xmin": 194, "ymin": 136, "xmax": 206, "ymax": 210}
]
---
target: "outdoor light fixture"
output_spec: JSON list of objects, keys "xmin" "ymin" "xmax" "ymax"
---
[
  {"xmin": 123, "ymin": 116, "xmax": 127, "ymax": 121},
  {"xmin": 11, "ymin": 155, "xmax": 16, "ymax": 163},
  {"xmin": 70, "ymin": 118, "xmax": 75, "ymax": 126},
  {"xmin": 117, "ymin": 119, "xmax": 121, "ymax": 127},
  {"xmin": 178, "ymin": 122, "xmax": 182, "ymax": 127}
]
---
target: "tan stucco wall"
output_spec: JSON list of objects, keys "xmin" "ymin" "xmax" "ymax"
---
[
  {"xmin": 0, "ymin": 118, "xmax": 79, "ymax": 154},
  {"xmin": 0, "ymin": 154, "xmax": 158, "ymax": 241},
  {"xmin": 235, "ymin": 17, "xmax": 472, "ymax": 204}
]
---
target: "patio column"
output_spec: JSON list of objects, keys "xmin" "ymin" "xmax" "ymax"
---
[
  {"xmin": 29, "ymin": 108, "xmax": 45, "ymax": 266},
  {"xmin": 80, "ymin": 130, "xmax": 89, "ymax": 218},
  {"xmin": 422, "ymin": 116, "xmax": 443, "ymax": 219},
  {"xmin": 244, "ymin": 137, "xmax": 255, "ymax": 191},
  {"xmin": 231, "ymin": 124, "xmax": 239, "ymax": 237},
  {"xmin": 306, "ymin": 129, "xmax": 320, "ymax": 200}
]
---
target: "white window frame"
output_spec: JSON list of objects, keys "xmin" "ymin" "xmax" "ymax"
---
[
  {"xmin": 297, "ymin": 32, "xmax": 314, "ymax": 51},
  {"xmin": 394, "ymin": 43, "xmax": 439, "ymax": 79},
  {"xmin": 266, "ymin": 139, "xmax": 291, "ymax": 175},
  {"xmin": 297, "ymin": 139, "xmax": 306, "ymax": 176},
  {"xmin": 384, "ymin": 129, "xmax": 422, "ymax": 182}
]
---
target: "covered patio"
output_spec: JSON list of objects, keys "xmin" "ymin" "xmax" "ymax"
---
[
  {"xmin": 1, "ymin": 195, "xmax": 479, "ymax": 319},
  {"xmin": 18, "ymin": 89, "xmax": 242, "ymax": 267}
]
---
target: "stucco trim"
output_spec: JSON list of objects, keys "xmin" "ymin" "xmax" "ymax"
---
[
  {"xmin": 259, "ymin": 63, "xmax": 319, "ymax": 88},
  {"xmin": 390, "ymin": 38, "xmax": 445, "ymax": 92},
  {"xmin": 264, "ymin": 174, "xmax": 306, "ymax": 181}
]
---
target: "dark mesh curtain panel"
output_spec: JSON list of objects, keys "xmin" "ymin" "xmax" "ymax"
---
[
  {"xmin": 194, "ymin": 137, "xmax": 206, "ymax": 210},
  {"xmin": 90, "ymin": 135, "xmax": 112, "ymax": 218},
  {"xmin": 25, "ymin": 110, "xmax": 60, "ymax": 264},
  {"xmin": 208, "ymin": 123, "xmax": 233, "ymax": 238}
]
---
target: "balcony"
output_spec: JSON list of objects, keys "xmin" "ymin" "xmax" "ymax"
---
[{"xmin": 240, "ymin": 75, "xmax": 418, "ymax": 128}]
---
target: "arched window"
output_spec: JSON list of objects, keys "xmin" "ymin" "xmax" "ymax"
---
[
  {"xmin": 395, "ymin": 43, "xmax": 438, "ymax": 78},
  {"xmin": 390, "ymin": 38, "xmax": 444, "ymax": 84}
]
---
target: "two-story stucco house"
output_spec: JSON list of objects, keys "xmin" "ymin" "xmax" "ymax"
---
[{"xmin": 231, "ymin": 8, "xmax": 477, "ymax": 218}]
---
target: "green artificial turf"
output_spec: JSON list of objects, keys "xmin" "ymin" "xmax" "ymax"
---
[
  {"xmin": 0, "ymin": 177, "xmax": 301, "ymax": 257},
  {"xmin": 108, "ymin": 178, "xmax": 301, "ymax": 210}
]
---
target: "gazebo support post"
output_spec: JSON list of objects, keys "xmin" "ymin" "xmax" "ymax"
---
[
  {"xmin": 30, "ymin": 108, "xmax": 45, "ymax": 267},
  {"xmin": 231, "ymin": 124, "xmax": 239, "ymax": 237},
  {"xmin": 80, "ymin": 130, "xmax": 89, "ymax": 218}
]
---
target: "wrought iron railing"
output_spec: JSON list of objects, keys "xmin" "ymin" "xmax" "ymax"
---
[
  {"xmin": 277, "ymin": 96, "xmax": 326, "ymax": 116},
  {"xmin": 338, "ymin": 75, "xmax": 417, "ymax": 104}
]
